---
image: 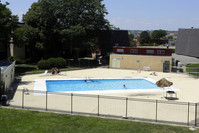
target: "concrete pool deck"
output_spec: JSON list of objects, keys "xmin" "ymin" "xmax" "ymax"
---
[{"xmin": 16, "ymin": 68, "xmax": 199, "ymax": 103}]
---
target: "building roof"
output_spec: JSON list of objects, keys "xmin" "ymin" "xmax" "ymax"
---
[
  {"xmin": 112, "ymin": 53, "xmax": 172, "ymax": 58},
  {"xmin": 0, "ymin": 61, "xmax": 13, "ymax": 73}
]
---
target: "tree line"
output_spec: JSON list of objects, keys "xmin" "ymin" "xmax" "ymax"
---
[
  {"xmin": 138, "ymin": 30, "xmax": 167, "ymax": 45},
  {"xmin": 0, "ymin": 0, "xmax": 111, "ymax": 61},
  {"xmin": 1, "ymin": 0, "xmax": 168, "ymax": 62}
]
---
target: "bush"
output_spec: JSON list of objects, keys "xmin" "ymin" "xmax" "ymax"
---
[
  {"xmin": 47, "ymin": 58, "xmax": 57, "ymax": 68},
  {"xmin": 47, "ymin": 57, "xmax": 66, "ymax": 68},
  {"xmin": 0, "ymin": 81, "xmax": 5, "ymax": 98},
  {"xmin": 172, "ymin": 49, "xmax": 175, "ymax": 53},
  {"xmin": 37, "ymin": 57, "xmax": 66, "ymax": 69},
  {"xmin": 140, "ymin": 43, "xmax": 159, "ymax": 46},
  {"xmin": 37, "ymin": 60, "xmax": 51, "ymax": 69}
]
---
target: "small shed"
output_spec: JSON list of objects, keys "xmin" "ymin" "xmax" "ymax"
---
[{"xmin": 0, "ymin": 61, "xmax": 15, "ymax": 91}]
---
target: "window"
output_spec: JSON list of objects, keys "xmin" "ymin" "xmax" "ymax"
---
[
  {"xmin": 146, "ymin": 50, "xmax": 154, "ymax": 54},
  {"xmin": 157, "ymin": 50, "xmax": 165, "ymax": 54},
  {"xmin": 116, "ymin": 49, "xmax": 124, "ymax": 53},
  {"xmin": 130, "ymin": 49, "xmax": 138, "ymax": 54}
]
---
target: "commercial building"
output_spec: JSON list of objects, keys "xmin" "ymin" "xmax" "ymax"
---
[{"xmin": 176, "ymin": 28, "xmax": 199, "ymax": 58}]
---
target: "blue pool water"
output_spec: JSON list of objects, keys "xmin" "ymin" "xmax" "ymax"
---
[{"xmin": 46, "ymin": 79, "xmax": 160, "ymax": 92}]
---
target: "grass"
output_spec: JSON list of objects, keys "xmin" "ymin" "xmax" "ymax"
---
[
  {"xmin": 0, "ymin": 107, "xmax": 198, "ymax": 133},
  {"xmin": 15, "ymin": 64, "xmax": 38, "ymax": 76},
  {"xmin": 186, "ymin": 64, "xmax": 199, "ymax": 77},
  {"xmin": 187, "ymin": 64, "xmax": 199, "ymax": 67}
]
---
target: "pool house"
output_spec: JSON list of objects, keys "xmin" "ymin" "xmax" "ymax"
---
[
  {"xmin": 0, "ymin": 61, "xmax": 15, "ymax": 91},
  {"xmin": 110, "ymin": 46, "xmax": 172, "ymax": 72}
]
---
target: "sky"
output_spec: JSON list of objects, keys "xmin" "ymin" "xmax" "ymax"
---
[{"xmin": 1, "ymin": 0, "xmax": 199, "ymax": 31}]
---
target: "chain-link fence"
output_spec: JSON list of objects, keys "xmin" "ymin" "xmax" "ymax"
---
[
  {"xmin": 66, "ymin": 58, "xmax": 109, "ymax": 68},
  {"xmin": 186, "ymin": 67, "xmax": 199, "ymax": 78},
  {"xmin": 8, "ymin": 89, "xmax": 199, "ymax": 126}
]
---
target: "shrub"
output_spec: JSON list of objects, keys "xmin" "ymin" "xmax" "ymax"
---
[
  {"xmin": 172, "ymin": 49, "xmax": 175, "ymax": 53},
  {"xmin": 140, "ymin": 43, "xmax": 159, "ymax": 46},
  {"xmin": 47, "ymin": 58, "xmax": 57, "ymax": 68},
  {"xmin": 7, "ymin": 56, "xmax": 15, "ymax": 61},
  {"xmin": 37, "ymin": 57, "xmax": 66, "ymax": 69},
  {"xmin": 47, "ymin": 57, "xmax": 66, "ymax": 68},
  {"xmin": 37, "ymin": 60, "xmax": 51, "ymax": 69},
  {"xmin": 0, "ymin": 81, "xmax": 5, "ymax": 97}
]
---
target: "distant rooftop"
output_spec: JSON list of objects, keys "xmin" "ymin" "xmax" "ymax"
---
[{"xmin": 0, "ymin": 61, "xmax": 13, "ymax": 73}]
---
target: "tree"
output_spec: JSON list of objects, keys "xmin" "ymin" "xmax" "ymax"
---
[
  {"xmin": 0, "ymin": 1, "xmax": 18, "ymax": 59},
  {"xmin": 13, "ymin": 27, "xmax": 26, "ymax": 47},
  {"xmin": 61, "ymin": 24, "xmax": 86, "ymax": 60},
  {"xmin": 128, "ymin": 33, "xmax": 136, "ymax": 47},
  {"xmin": 151, "ymin": 29, "xmax": 167, "ymax": 40},
  {"xmin": 23, "ymin": 0, "xmax": 111, "ymax": 60},
  {"xmin": 23, "ymin": 2, "xmax": 62, "ymax": 60},
  {"xmin": 110, "ymin": 25, "xmax": 120, "ymax": 30},
  {"xmin": 138, "ymin": 31, "xmax": 150, "ymax": 44}
]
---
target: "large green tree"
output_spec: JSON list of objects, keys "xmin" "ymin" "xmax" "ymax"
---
[
  {"xmin": 23, "ymin": 0, "xmax": 111, "ymax": 60},
  {"xmin": 151, "ymin": 29, "xmax": 167, "ymax": 40},
  {"xmin": 138, "ymin": 31, "xmax": 150, "ymax": 44},
  {"xmin": 0, "ymin": 1, "xmax": 18, "ymax": 59}
]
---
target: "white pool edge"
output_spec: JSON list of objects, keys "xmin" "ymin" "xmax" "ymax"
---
[{"xmin": 34, "ymin": 78, "xmax": 179, "ymax": 94}]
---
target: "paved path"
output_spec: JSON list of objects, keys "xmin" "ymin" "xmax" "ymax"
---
[{"xmin": 172, "ymin": 54, "xmax": 199, "ymax": 65}]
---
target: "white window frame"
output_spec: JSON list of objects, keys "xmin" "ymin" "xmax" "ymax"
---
[
  {"xmin": 116, "ymin": 49, "xmax": 124, "ymax": 53},
  {"xmin": 157, "ymin": 50, "xmax": 165, "ymax": 54},
  {"xmin": 130, "ymin": 49, "xmax": 138, "ymax": 54},
  {"xmin": 146, "ymin": 50, "xmax": 154, "ymax": 54}
]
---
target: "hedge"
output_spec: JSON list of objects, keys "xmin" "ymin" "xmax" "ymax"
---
[{"xmin": 37, "ymin": 57, "xmax": 66, "ymax": 69}]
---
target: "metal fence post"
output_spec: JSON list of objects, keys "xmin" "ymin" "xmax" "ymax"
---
[
  {"xmin": 22, "ymin": 90, "xmax": 24, "ymax": 109},
  {"xmin": 187, "ymin": 102, "xmax": 190, "ymax": 126},
  {"xmin": 71, "ymin": 93, "xmax": 73, "ymax": 114},
  {"xmin": 98, "ymin": 95, "xmax": 100, "ymax": 116},
  {"xmin": 46, "ymin": 91, "xmax": 48, "ymax": 111},
  {"xmin": 156, "ymin": 100, "xmax": 158, "ymax": 122},
  {"xmin": 126, "ymin": 98, "xmax": 128, "ymax": 118},
  {"xmin": 195, "ymin": 103, "xmax": 197, "ymax": 126}
]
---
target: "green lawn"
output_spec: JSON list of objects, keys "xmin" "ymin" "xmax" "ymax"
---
[
  {"xmin": 187, "ymin": 64, "xmax": 199, "ymax": 67},
  {"xmin": 15, "ymin": 64, "xmax": 38, "ymax": 76},
  {"xmin": 186, "ymin": 64, "xmax": 199, "ymax": 77},
  {"xmin": 0, "ymin": 107, "xmax": 198, "ymax": 133}
]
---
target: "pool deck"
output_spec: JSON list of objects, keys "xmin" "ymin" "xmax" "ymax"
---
[{"xmin": 17, "ymin": 68, "xmax": 199, "ymax": 102}]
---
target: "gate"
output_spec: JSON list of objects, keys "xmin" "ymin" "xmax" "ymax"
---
[{"xmin": 163, "ymin": 61, "xmax": 170, "ymax": 72}]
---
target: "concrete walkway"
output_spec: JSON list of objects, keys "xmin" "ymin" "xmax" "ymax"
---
[{"xmin": 172, "ymin": 54, "xmax": 199, "ymax": 65}]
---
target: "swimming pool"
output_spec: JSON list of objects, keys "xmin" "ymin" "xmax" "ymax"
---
[{"xmin": 45, "ymin": 78, "xmax": 161, "ymax": 93}]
